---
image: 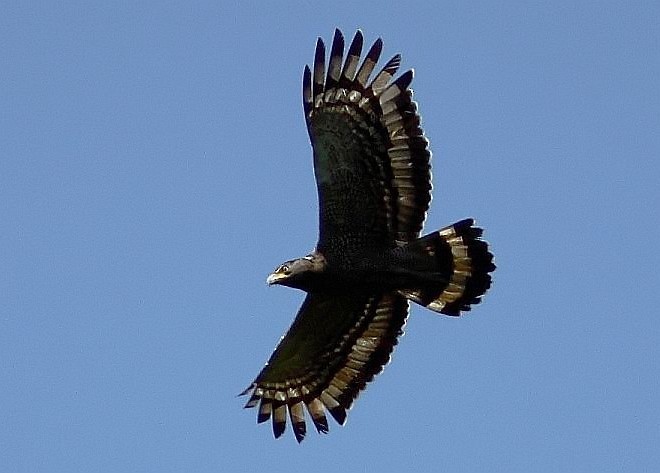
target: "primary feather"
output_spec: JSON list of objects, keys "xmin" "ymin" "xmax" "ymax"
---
[{"xmin": 243, "ymin": 29, "xmax": 495, "ymax": 443}]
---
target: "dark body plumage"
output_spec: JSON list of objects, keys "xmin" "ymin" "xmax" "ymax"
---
[{"xmin": 242, "ymin": 30, "xmax": 496, "ymax": 442}]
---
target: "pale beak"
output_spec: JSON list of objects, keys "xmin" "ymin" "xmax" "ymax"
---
[{"xmin": 266, "ymin": 272, "xmax": 286, "ymax": 285}]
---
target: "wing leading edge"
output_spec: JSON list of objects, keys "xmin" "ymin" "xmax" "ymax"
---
[
  {"xmin": 303, "ymin": 29, "xmax": 433, "ymax": 254},
  {"xmin": 242, "ymin": 292, "xmax": 409, "ymax": 442}
]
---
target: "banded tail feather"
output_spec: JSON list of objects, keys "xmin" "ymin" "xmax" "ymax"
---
[{"xmin": 399, "ymin": 219, "xmax": 495, "ymax": 316}]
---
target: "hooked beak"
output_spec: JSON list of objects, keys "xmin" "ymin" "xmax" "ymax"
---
[{"xmin": 266, "ymin": 272, "xmax": 286, "ymax": 286}]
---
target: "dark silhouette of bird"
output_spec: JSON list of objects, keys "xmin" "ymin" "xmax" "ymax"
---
[{"xmin": 242, "ymin": 29, "xmax": 496, "ymax": 442}]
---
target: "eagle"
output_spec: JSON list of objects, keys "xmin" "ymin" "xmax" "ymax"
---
[{"xmin": 242, "ymin": 29, "xmax": 495, "ymax": 442}]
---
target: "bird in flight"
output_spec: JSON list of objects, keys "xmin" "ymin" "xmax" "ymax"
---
[{"xmin": 242, "ymin": 29, "xmax": 495, "ymax": 442}]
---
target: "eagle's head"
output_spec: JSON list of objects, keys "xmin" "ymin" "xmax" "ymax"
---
[{"xmin": 267, "ymin": 251, "xmax": 327, "ymax": 290}]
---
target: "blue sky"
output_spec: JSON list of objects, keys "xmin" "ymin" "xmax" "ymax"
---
[{"xmin": 1, "ymin": 1, "xmax": 659, "ymax": 471}]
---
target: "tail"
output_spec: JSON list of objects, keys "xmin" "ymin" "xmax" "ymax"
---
[{"xmin": 398, "ymin": 219, "xmax": 495, "ymax": 316}]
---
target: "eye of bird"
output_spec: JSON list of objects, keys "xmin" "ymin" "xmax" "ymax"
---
[{"xmin": 280, "ymin": 265, "xmax": 290, "ymax": 273}]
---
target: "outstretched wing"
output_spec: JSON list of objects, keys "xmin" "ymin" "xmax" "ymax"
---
[
  {"xmin": 303, "ymin": 29, "xmax": 432, "ymax": 254},
  {"xmin": 242, "ymin": 292, "xmax": 409, "ymax": 442}
]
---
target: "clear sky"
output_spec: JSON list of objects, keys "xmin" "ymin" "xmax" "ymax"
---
[{"xmin": 1, "ymin": 1, "xmax": 659, "ymax": 472}]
